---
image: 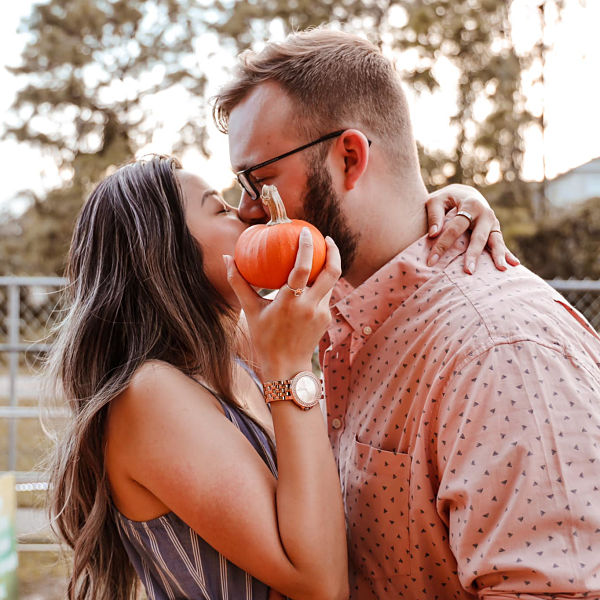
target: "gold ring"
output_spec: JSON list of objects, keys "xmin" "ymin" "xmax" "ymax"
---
[
  {"xmin": 490, "ymin": 229, "xmax": 502, "ymax": 235},
  {"xmin": 285, "ymin": 283, "xmax": 305, "ymax": 296},
  {"xmin": 456, "ymin": 210, "xmax": 473, "ymax": 225}
]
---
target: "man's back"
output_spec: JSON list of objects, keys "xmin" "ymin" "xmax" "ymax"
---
[{"xmin": 321, "ymin": 234, "xmax": 600, "ymax": 599}]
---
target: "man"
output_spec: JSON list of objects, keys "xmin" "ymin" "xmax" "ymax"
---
[{"xmin": 215, "ymin": 29, "xmax": 600, "ymax": 599}]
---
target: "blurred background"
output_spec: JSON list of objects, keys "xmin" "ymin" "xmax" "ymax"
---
[{"xmin": 0, "ymin": 0, "xmax": 598, "ymax": 597}]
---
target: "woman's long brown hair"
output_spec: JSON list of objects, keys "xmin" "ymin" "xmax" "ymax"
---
[{"xmin": 44, "ymin": 156, "xmax": 240, "ymax": 599}]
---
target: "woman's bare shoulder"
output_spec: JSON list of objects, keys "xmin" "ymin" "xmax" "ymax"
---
[
  {"xmin": 105, "ymin": 361, "xmax": 225, "ymax": 520},
  {"xmin": 109, "ymin": 360, "xmax": 222, "ymax": 431},
  {"xmin": 127, "ymin": 359, "xmax": 187, "ymax": 393}
]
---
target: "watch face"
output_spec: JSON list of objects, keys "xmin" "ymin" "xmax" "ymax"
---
[{"xmin": 291, "ymin": 373, "xmax": 321, "ymax": 409}]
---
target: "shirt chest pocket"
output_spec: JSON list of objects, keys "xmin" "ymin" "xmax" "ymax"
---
[{"xmin": 344, "ymin": 438, "xmax": 412, "ymax": 581}]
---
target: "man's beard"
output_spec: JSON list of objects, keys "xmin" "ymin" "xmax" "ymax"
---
[{"xmin": 302, "ymin": 165, "xmax": 359, "ymax": 276}]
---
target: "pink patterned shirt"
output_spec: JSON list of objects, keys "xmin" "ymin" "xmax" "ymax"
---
[{"xmin": 320, "ymin": 234, "xmax": 600, "ymax": 599}]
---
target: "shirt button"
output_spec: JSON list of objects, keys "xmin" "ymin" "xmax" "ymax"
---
[
  {"xmin": 362, "ymin": 326, "xmax": 372, "ymax": 335},
  {"xmin": 331, "ymin": 417, "xmax": 343, "ymax": 430}
]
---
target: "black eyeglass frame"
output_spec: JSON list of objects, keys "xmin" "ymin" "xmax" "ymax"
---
[{"xmin": 235, "ymin": 129, "xmax": 371, "ymax": 200}]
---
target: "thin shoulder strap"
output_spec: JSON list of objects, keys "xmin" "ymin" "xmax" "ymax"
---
[
  {"xmin": 184, "ymin": 372, "xmax": 278, "ymax": 475},
  {"xmin": 235, "ymin": 357, "xmax": 263, "ymax": 393},
  {"xmin": 186, "ymin": 377, "xmax": 277, "ymax": 477},
  {"xmin": 189, "ymin": 377, "xmax": 232, "ymax": 415}
]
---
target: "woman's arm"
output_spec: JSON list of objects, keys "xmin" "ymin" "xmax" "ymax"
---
[
  {"xmin": 425, "ymin": 183, "xmax": 520, "ymax": 274},
  {"xmin": 225, "ymin": 230, "xmax": 348, "ymax": 598},
  {"xmin": 107, "ymin": 233, "xmax": 348, "ymax": 600}
]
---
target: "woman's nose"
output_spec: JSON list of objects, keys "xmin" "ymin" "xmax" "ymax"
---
[{"xmin": 237, "ymin": 189, "xmax": 270, "ymax": 225}]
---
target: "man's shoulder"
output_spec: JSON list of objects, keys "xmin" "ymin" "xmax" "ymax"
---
[
  {"xmin": 420, "ymin": 259, "xmax": 599, "ymax": 370},
  {"xmin": 434, "ymin": 261, "xmax": 566, "ymax": 342}
]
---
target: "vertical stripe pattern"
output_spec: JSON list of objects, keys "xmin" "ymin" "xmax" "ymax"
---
[{"xmin": 114, "ymin": 394, "xmax": 279, "ymax": 599}]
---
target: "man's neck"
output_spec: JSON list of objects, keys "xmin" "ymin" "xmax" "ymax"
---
[{"xmin": 343, "ymin": 185, "xmax": 428, "ymax": 288}]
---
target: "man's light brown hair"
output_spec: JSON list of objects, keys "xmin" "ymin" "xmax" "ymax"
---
[{"xmin": 213, "ymin": 28, "xmax": 419, "ymax": 174}]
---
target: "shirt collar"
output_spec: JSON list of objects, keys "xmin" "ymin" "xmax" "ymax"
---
[{"xmin": 330, "ymin": 232, "xmax": 469, "ymax": 336}]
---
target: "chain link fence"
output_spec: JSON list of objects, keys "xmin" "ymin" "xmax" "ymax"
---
[
  {"xmin": 552, "ymin": 280, "xmax": 600, "ymax": 332},
  {"xmin": 0, "ymin": 278, "xmax": 68, "ymax": 478},
  {"xmin": 1, "ymin": 275, "xmax": 599, "ymax": 555}
]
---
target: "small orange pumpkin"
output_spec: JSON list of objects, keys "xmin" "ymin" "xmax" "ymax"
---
[{"xmin": 234, "ymin": 185, "xmax": 326, "ymax": 290}]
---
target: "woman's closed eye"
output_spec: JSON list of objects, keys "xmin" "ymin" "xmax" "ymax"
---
[{"xmin": 208, "ymin": 194, "xmax": 231, "ymax": 214}]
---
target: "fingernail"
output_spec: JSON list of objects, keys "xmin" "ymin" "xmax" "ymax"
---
[
  {"xmin": 499, "ymin": 257, "xmax": 507, "ymax": 269},
  {"xmin": 222, "ymin": 254, "xmax": 231, "ymax": 270},
  {"xmin": 428, "ymin": 253, "xmax": 439, "ymax": 266},
  {"xmin": 429, "ymin": 225, "xmax": 438, "ymax": 236},
  {"xmin": 466, "ymin": 261, "xmax": 475, "ymax": 274}
]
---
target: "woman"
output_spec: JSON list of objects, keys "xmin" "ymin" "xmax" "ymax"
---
[{"xmin": 45, "ymin": 155, "xmax": 514, "ymax": 600}]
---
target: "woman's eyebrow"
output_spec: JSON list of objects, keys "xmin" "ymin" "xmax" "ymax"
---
[{"xmin": 201, "ymin": 189, "xmax": 220, "ymax": 206}]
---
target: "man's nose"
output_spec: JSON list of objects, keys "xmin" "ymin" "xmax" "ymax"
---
[{"xmin": 237, "ymin": 190, "xmax": 270, "ymax": 225}]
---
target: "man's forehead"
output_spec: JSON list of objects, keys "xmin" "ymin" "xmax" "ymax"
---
[{"xmin": 227, "ymin": 82, "xmax": 301, "ymax": 170}]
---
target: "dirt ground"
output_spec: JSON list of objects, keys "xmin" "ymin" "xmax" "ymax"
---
[{"xmin": 17, "ymin": 552, "xmax": 69, "ymax": 599}]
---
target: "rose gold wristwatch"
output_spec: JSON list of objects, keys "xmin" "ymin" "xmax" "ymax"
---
[{"xmin": 263, "ymin": 371, "xmax": 322, "ymax": 411}]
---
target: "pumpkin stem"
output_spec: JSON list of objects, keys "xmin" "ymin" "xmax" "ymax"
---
[{"xmin": 261, "ymin": 185, "xmax": 292, "ymax": 226}]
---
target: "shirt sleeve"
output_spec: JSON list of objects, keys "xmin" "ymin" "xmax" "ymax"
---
[{"xmin": 435, "ymin": 340, "xmax": 600, "ymax": 598}]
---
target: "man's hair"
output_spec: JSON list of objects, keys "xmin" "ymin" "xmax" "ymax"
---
[{"xmin": 213, "ymin": 28, "xmax": 419, "ymax": 173}]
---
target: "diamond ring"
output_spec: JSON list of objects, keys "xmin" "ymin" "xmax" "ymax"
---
[{"xmin": 285, "ymin": 283, "xmax": 305, "ymax": 297}]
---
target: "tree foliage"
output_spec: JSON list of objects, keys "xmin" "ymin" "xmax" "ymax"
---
[
  {"xmin": 514, "ymin": 197, "xmax": 600, "ymax": 280},
  {"xmin": 2, "ymin": 0, "xmax": 595, "ymax": 280},
  {"xmin": 1, "ymin": 0, "xmax": 209, "ymax": 274},
  {"xmin": 212, "ymin": 0, "xmax": 536, "ymax": 195}
]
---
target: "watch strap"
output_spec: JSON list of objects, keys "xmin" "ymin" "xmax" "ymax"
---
[
  {"xmin": 263, "ymin": 371, "xmax": 321, "ymax": 410},
  {"xmin": 263, "ymin": 379, "xmax": 293, "ymax": 404}
]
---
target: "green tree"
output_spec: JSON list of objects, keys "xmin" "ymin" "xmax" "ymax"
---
[
  {"xmin": 514, "ymin": 197, "xmax": 600, "ymax": 280},
  {"xmin": 1, "ymin": 0, "xmax": 209, "ymax": 275},
  {"xmin": 212, "ymin": 0, "xmax": 538, "ymax": 198},
  {"xmin": 5, "ymin": 0, "xmax": 585, "ymax": 278}
]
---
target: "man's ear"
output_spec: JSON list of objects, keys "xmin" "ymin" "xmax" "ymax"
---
[{"xmin": 335, "ymin": 129, "xmax": 370, "ymax": 191}]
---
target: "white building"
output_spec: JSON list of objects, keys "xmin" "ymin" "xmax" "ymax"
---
[{"xmin": 541, "ymin": 157, "xmax": 600, "ymax": 208}]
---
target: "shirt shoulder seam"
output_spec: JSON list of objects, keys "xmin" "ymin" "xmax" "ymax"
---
[{"xmin": 441, "ymin": 269, "xmax": 497, "ymax": 345}]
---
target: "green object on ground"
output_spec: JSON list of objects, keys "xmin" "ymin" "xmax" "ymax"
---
[{"xmin": 0, "ymin": 473, "xmax": 18, "ymax": 600}]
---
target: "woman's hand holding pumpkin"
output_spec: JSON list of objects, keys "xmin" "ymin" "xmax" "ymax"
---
[{"xmin": 224, "ymin": 228, "xmax": 341, "ymax": 381}]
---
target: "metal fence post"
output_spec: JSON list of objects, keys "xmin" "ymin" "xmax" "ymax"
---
[{"xmin": 7, "ymin": 283, "xmax": 19, "ymax": 472}]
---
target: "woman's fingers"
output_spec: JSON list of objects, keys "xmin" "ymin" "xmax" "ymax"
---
[
  {"xmin": 246, "ymin": 230, "xmax": 336, "ymax": 377},
  {"xmin": 307, "ymin": 236, "xmax": 342, "ymax": 301},
  {"xmin": 425, "ymin": 192, "xmax": 452, "ymax": 238},
  {"xmin": 426, "ymin": 216, "xmax": 470, "ymax": 267},
  {"xmin": 463, "ymin": 223, "xmax": 498, "ymax": 274},
  {"xmin": 506, "ymin": 248, "xmax": 521, "ymax": 266},
  {"xmin": 224, "ymin": 255, "xmax": 266, "ymax": 319},
  {"xmin": 485, "ymin": 229, "xmax": 509, "ymax": 272},
  {"xmin": 285, "ymin": 227, "xmax": 314, "ymax": 292},
  {"xmin": 425, "ymin": 184, "xmax": 520, "ymax": 274}
]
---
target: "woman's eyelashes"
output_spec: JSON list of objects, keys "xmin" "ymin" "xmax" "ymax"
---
[{"xmin": 208, "ymin": 194, "xmax": 230, "ymax": 214}]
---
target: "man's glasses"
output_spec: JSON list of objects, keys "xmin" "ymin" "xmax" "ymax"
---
[{"xmin": 235, "ymin": 130, "xmax": 347, "ymax": 200}]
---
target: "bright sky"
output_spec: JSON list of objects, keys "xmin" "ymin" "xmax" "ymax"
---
[{"xmin": 1, "ymin": 0, "xmax": 599, "ymax": 213}]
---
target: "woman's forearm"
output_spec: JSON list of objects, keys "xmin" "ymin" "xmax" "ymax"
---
[{"xmin": 270, "ymin": 398, "xmax": 348, "ymax": 600}]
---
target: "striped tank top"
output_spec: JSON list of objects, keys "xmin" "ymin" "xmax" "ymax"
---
[{"xmin": 114, "ymin": 393, "xmax": 278, "ymax": 600}]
